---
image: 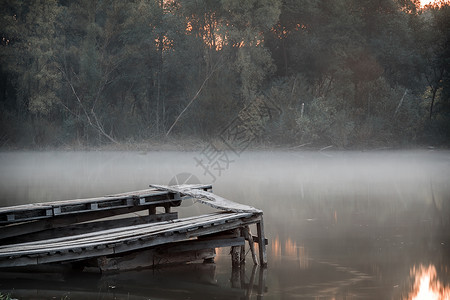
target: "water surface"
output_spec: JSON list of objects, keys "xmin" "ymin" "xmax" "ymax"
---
[{"xmin": 0, "ymin": 150, "xmax": 449, "ymax": 299}]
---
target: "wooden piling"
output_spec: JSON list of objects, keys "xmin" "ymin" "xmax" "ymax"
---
[
  {"xmin": 240, "ymin": 243, "xmax": 246, "ymax": 264},
  {"xmin": 242, "ymin": 226, "xmax": 258, "ymax": 265},
  {"xmin": 256, "ymin": 217, "xmax": 267, "ymax": 267},
  {"xmin": 231, "ymin": 246, "xmax": 240, "ymax": 268}
]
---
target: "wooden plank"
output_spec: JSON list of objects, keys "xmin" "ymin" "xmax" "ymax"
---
[
  {"xmin": 3, "ymin": 215, "xmax": 250, "ymax": 251},
  {"xmin": 0, "ymin": 203, "xmax": 53, "ymax": 214},
  {"xmin": 163, "ymin": 237, "xmax": 245, "ymax": 253},
  {"xmin": 0, "ymin": 204, "xmax": 54, "ymax": 224},
  {"xmin": 252, "ymin": 236, "xmax": 269, "ymax": 245},
  {"xmin": 4, "ymin": 213, "xmax": 178, "ymax": 244},
  {"xmin": 107, "ymin": 184, "xmax": 211, "ymax": 198},
  {"xmin": 0, "ymin": 212, "xmax": 254, "ymax": 257},
  {"xmin": 0, "ymin": 184, "xmax": 210, "ymax": 225},
  {"xmin": 92, "ymin": 216, "xmax": 257, "ymax": 265},
  {"xmin": 150, "ymin": 184, "xmax": 262, "ymax": 213},
  {"xmin": 0, "ymin": 213, "xmax": 224, "ymax": 251},
  {"xmin": 96, "ymin": 248, "xmax": 216, "ymax": 272},
  {"xmin": 0, "ymin": 213, "xmax": 261, "ymax": 268},
  {"xmin": 0, "ymin": 205, "xmax": 171, "ymax": 240},
  {"xmin": 95, "ymin": 237, "xmax": 241, "ymax": 272}
]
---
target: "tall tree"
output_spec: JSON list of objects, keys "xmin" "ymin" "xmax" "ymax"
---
[
  {"xmin": 221, "ymin": 0, "xmax": 281, "ymax": 101},
  {"xmin": 418, "ymin": 3, "xmax": 450, "ymax": 120},
  {"xmin": 1, "ymin": 0, "xmax": 64, "ymax": 145}
]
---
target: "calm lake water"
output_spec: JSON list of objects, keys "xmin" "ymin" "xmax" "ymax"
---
[{"xmin": 0, "ymin": 150, "xmax": 449, "ymax": 299}]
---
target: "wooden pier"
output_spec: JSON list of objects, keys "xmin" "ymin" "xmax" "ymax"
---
[{"xmin": 0, "ymin": 184, "xmax": 267, "ymax": 272}]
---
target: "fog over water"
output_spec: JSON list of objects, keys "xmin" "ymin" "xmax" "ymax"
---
[{"xmin": 0, "ymin": 150, "xmax": 449, "ymax": 299}]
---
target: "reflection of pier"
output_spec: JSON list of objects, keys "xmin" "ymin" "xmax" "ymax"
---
[
  {"xmin": 231, "ymin": 264, "xmax": 268, "ymax": 299},
  {"xmin": 0, "ymin": 262, "xmax": 268, "ymax": 299},
  {"xmin": 0, "ymin": 184, "xmax": 267, "ymax": 272}
]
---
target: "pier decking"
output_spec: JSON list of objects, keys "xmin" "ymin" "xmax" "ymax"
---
[{"xmin": 0, "ymin": 184, "xmax": 267, "ymax": 271}]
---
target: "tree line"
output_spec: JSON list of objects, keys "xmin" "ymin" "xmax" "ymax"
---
[{"xmin": 0, "ymin": 0, "xmax": 449, "ymax": 148}]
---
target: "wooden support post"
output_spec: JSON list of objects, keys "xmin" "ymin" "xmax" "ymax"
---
[
  {"xmin": 148, "ymin": 206, "xmax": 156, "ymax": 215},
  {"xmin": 240, "ymin": 245, "xmax": 246, "ymax": 264},
  {"xmin": 256, "ymin": 217, "xmax": 267, "ymax": 267},
  {"xmin": 230, "ymin": 228, "xmax": 241, "ymax": 268},
  {"xmin": 231, "ymin": 246, "xmax": 240, "ymax": 268},
  {"xmin": 243, "ymin": 226, "xmax": 258, "ymax": 266},
  {"xmin": 230, "ymin": 246, "xmax": 241, "ymax": 288},
  {"xmin": 240, "ymin": 228, "xmax": 246, "ymax": 265}
]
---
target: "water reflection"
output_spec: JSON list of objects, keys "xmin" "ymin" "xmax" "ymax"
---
[
  {"xmin": 270, "ymin": 236, "xmax": 309, "ymax": 270},
  {"xmin": 404, "ymin": 264, "xmax": 450, "ymax": 300},
  {"xmin": 0, "ymin": 150, "xmax": 449, "ymax": 299},
  {"xmin": 266, "ymin": 235, "xmax": 372, "ymax": 299},
  {"xmin": 0, "ymin": 263, "xmax": 268, "ymax": 300}
]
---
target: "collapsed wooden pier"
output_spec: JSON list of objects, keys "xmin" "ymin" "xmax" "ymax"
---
[{"xmin": 0, "ymin": 184, "xmax": 267, "ymax": 272}]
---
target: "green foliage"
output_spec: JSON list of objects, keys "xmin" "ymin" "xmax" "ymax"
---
[
  {"xmin": 0, "ymin": 0, "xmax": 447, "ymax": 148},
  {"xmin": 0, "ymin": 292, "xmax": 12, "ymax": 300}
]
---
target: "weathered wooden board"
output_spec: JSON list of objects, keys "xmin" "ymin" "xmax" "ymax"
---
[
  {"xmin": 0, "ymin": 212, "xmax": 260, "ymax": 267},
  {"xmin": 0, "ymin": 212, "xmax": 252, "ymax": 252},
  {"xmin": 0, "ymin": 184, "xmax": 212, "ymax": 225},
  {"xmin": 3, "ymin": 212, "xmax": 178, "ymax": 244},
  {"xmin": 150, "ymin": 184, "xmax": 262, "ymax": 213},
  {"xmin": 96, "ymin": 248, "xmax": 217, "ymax": 272},
  {"xmin": 93, "ymin": 237, "xmax": 244, "ymax": 272},
  {"xmin": 0, "ymin": 205, "xmax": 169, "ymax": 240}
]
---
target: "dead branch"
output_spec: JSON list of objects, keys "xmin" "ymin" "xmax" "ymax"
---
[{"xmin": 165, "ymin": 59, "xmax": 223, "ymax": 137}]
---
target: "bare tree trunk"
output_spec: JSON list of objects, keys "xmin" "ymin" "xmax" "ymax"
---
[
  {"xmin": 58, "ymin": 66, "xmax": 119, "ymax": 145},
  {"xmin": 165, "ymin": 59, "xmax": 222, "ymax": 137},
  {"xmin": 430, "ymin": 86, "xmax": 438, "ymax": 120}
]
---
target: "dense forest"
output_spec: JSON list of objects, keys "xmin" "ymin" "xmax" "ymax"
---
[{"xmin": 0, "ymin": 0, "xmax": 449, "ymax": 149}]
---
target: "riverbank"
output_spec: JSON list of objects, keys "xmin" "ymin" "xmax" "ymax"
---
[{"xmin": 0, "ymin": 136, "xmax": 444, "ymax": 152}]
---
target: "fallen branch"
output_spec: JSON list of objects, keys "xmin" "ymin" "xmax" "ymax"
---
[
  {"xmin": 165, "ymin": 60, "xmax": 222, "ymax": 137},
  {"xmin": 394, "ymin": 89, "xmax": 408, "ymax": 117},
  {"xmin": 58, "ymin": 65, "xmax": 119, "ymax": 144}
]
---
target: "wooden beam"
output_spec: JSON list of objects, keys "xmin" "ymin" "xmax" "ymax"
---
[
  {"xmin": 3, "ymin": 213, "xmax": 178, "ymax": 244},
  {"xmin": 0, "ymin": 206, "xmax": 173, "ymax": 241},
  {"xmin": 251, "ymin": 236, "xmax": 269, "ymax": 245},
  {"xmin": 256, "ymin": 217, "xmax": 267, "ymax": 267},
  {"xmin": 0, "ymin": 184, "xmax": 212, "ymax": 225},
  {"xmin": 163, "ymin": 237, "xmax": 244, "ymax": 253},
  {"xmin": 150, "ymin": 184, "xmax": 262, "ymax": 213},
  {"xmin": 94, "ymin": 248, "xmax": 216, "ymax": 272}
]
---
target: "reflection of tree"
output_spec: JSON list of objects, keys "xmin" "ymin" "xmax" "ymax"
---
[{"xmin": 404, "ymin": 264, "xmax": 450, "ymax": 300}]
